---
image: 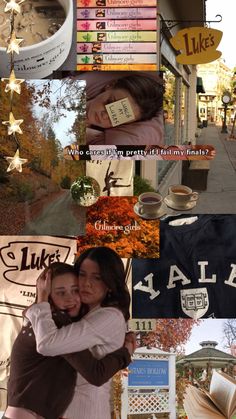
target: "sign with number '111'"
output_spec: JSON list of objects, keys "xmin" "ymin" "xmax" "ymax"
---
[{"xmin": 128, "ymin": 319, "xmax": 156, "ymax": 332}]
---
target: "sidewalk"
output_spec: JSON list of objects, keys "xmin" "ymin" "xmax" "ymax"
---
[{"xmin": 191, "ymin": 123, "xmax": 236, "ymax": 213}]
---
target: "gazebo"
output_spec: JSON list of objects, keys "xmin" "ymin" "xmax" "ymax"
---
[{"xmin": 177, "ymin": 341, "xmax": 236, "ymax": 384}]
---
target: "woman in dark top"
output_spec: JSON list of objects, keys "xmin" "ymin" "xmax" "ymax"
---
[{"xmin": 4, "ymin": 262, "xmax": 134, "ymax": 419}]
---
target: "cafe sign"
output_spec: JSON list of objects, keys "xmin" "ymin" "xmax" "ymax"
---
[{"xmin": 170, "ymin": 27, "xmax": 223, "ymax": 64}]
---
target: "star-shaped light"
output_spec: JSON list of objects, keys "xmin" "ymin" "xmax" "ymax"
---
[
  {"xmin": 7, "ymin": 32, "xmax": 24, "ymax": 54},
  {"xmin": 5, "ymin": 149, "xmax": 27, "ymax": 172},
  {"xmin": 2, "ymin": 112, "xmax": 24, "ymax": 135},
  {"xmin": 2, "ymin": 70, "xmax": 24, "ymax": 95},
  {"xmin": 4, "ymin": 0, "xmax": 25, "ymax": 14}
]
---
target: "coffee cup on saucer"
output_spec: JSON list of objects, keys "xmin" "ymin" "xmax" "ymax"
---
[
  {"xmin": 168, "ymin": 185, "xmax": 199, "ymax": 207},
  {"xmin": 138, "ymin": 192, "xmax": 163, "ymax": 217}
]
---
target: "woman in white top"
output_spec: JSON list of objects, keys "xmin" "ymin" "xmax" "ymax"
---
[{"xmin": 26, "ymin": 247, "xmax": 130, "ymax": 419}]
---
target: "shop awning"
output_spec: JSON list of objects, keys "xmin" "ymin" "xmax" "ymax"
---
[{"xmin": 197, "ymin": 77, "xmax": 205, "ymax": 93}]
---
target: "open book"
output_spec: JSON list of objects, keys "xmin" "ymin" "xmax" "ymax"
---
[{"xmin": 184, "ymin": 371, "xmax": 236, "ymax": 418}]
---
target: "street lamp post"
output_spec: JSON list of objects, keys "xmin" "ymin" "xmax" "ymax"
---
[
  {"xmin": 221, "ymin": 103, "xmax": 228, "ymax": 133},
  {"xmin": 221, "ymin": 92, "xmax": 231, "ymax": 134}
]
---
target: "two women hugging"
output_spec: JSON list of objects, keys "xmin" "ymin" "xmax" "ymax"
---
[{"xmin": 5, "ymin": 247, "xmax": 136, "ymax": 419}]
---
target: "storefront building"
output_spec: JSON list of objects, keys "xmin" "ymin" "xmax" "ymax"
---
[
  {"xmin": 198, "ymin": 59, "xmax": 233, "ymax": 123},
  {"xmin": 138, "ymin": 0, "xmax": 206, "ymax": 195}
]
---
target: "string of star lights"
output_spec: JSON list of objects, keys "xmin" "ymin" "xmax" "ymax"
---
[{"xmin": 1, "ymin": 0, "xmax": 27, "ymax": 173}]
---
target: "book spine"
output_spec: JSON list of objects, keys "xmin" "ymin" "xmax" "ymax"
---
[
  {"xmin": 77, "ymin": 42, "xmax": 157, "ymax": 53},
  {"xmin": 77, "ymin": 19, "xmax": 157, "ymax": 30},
  {"xmin": 77, "ymin": 7, "xmax": 157, "ymax": 19},
  {"xmin": 77, "ymin": 63, "xmax": 157, "ymax": 70},
  {"xmin": 77, "ymin": 31, "xmax": 157, "ymax": 42},
  {"xmin": 77, "ymin": 53, "xmax": 157, "ymax": 64},
  {"xmin": 77, "ymin": 0, "xmax": 157, "ymax": 7}
]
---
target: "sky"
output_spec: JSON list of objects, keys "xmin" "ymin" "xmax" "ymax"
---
[
  {"xmin": 206, "ymin": 0, "xmax": 236, "ymax": 69},
  {"xmin": 184, "ymin": 319, "xmax": 229, "ymax": 354},
  {"xmin": 28, "ymin": 80, "xmax": 86, "ymax": 147}
]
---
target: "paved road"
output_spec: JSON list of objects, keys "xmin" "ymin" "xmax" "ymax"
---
[
  {"xmin": 21, "ymin": 190, "xmax": 86, "ymax": 236},
  {"xmin": 190, "ymin": 124, "xmax": 236, "ymax": 214}
]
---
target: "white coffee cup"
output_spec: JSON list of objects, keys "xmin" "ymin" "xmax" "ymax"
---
[
  {"xmin": 0, "ymin": 0, "xmax": 73, "ymax": 79},
  {"xmin": 168, "ymin": 184, "xmax": 199, "ymax": 206},
  {"xmin": 138, "ymin": 192, "xmax": 162, "ymax": 216}
]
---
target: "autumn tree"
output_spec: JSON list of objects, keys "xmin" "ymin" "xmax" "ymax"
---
[
  {"xmin": 138, "ymin": 319, "xmax": 200, "ymax": 352},
  {"xmin": 28, "ymin": 78, "xmax": 86, "ymax": 121},
  {"xmin": 0, "ymin": 80, "xmax": 46, "ymax": 178},
  {"xmin": 44, "ymin": 124, "xmax": 62, "ymax": 170},
  {"xmin": 68, "ymin": 83, "xmax": 86, "ymax": 144},
  {"xmin": 1, "ymin": 78, "xmax": 86, "ymax": 167},
  {"xmin": 76, "ymin": 196, "xmax": 160, "ymax": 258},
  {"xmin": 223, "ymin": 319, "xmax": 236, "ymax": 349},
  {"xmin": 29, "ymin": 78, "xmax": 86, "ymax": 145},
  {"xmin": 162, "ymin": 67, "xmax": 175, "ymax": 121},
  {"xmin": 137, "ymin": 319, "xmax": 201, "ymax": 416}
]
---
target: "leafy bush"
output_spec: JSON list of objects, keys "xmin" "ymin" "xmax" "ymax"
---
[
  {"xmin": 0, "ymin": 160, "xmax": 10, "ymax": 184},
  {"xmin": 60, "ymin": 175, "xmax": 71, "ymax": 189},
  {"xmin": 12, "ymin": 180, "xmax": 35, "ymax": 202},
  {"xmin": 0, "ymin": 170, "xmax": 9, "ymax": 184},
  {"xmin": 133, "ymin": 175, "xmax": 156, "ymax": 196}
]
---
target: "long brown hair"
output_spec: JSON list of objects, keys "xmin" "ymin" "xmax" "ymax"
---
[
  {"xmin": 113, "ymin": 74, "xmax": 164, "ymax": 121},
  {"xmin": 74, "ymin": 247, "xmax": 130, "ymax": 321}
]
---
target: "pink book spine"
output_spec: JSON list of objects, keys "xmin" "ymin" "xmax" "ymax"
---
[
  {"xmin": 77, "ymin": 0, "xmax": 157, "ymax": 7},
  {"xmin": 77, "ymin": 19, "xmax": 156, "ymax": 31},
  {"xmin": 77, "ymin": 7, "xmax": 157, "ymax": 19},
  {"xmin": 77, "ymin": 42, "xmax": 157, "ymax": 53}
]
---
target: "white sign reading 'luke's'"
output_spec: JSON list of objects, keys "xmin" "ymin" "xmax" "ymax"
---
[
  {"xmin": 0, "ymin": 236, "xmax": 76, "ymax": 313},
  {"xmin": 0, "ymin": 235, "xmax": 76, "ymax": 403}
]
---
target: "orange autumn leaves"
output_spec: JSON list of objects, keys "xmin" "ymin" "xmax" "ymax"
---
[
  {"xmin": 77, "ymin": 196, "xmax": 159, "ymax": 258},
  {"xmin": 139, "ymin": 318, "xmax": 200, "ymax": 352}
]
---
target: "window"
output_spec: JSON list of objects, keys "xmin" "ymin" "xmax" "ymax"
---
[
  {"xmin": 163, "ymin": 67, "xmax": 176, "ymax": 146},
  {"xmin": 158, "ymin": 67, "xmax": 177, "ymax": 182}
]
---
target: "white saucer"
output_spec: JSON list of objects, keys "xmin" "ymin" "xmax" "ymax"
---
[
  {"xmin": 164, "ymin": 195, "xmax": 197, "ymax": 211},
  {"xmin": 134, "ymin": 202, "xmax": 167, "ymax": 219}
]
